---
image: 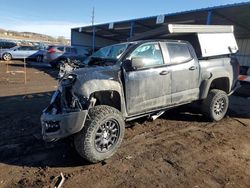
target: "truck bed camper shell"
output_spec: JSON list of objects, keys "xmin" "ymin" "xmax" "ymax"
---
[{"xmin": 129, "ymin": 24, "xmax": 238, "ymax": 58}]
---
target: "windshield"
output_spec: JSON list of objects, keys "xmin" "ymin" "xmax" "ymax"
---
[
  {"xmin": 84, "ymin": 43, "xmax": 132, "ymax": 65},
  {"xmin": 92, "ymin": 43, "xmax": 129, "ymax": 59}
]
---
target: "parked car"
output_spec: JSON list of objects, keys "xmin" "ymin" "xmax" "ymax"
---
[
  {"xmin": 239, "ymin": 66, "xmax": 250, "ymax": 84},
  {"xmin": 41, "ymin": 25, "xmax": 240, "ymax": 163},
  {"xmin": 43, "ymin": 45, "xmax": 80, "ymax": 68},
  {"xmin": 1, "ymin": 45, "xmax": 45, "ymax": 62},
  {"xmin": 0, "ymin": 41, "xmax": 17, "ymax": 49}
]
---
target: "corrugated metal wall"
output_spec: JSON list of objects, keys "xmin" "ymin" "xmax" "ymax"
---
[{"xmin": 236, "ymin": 38, "xmax": 250, "ymax": 66}]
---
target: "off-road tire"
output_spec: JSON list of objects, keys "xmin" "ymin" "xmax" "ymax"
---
[
  {"xmin": 2, "ymin": 53, "xmax": 12, "ymax": 61},
  {"xmin": 202, "ymin": 89, "xmax": 229, "ymax": 121},
  {"xmin": 74, "ymin": 105, "xmax": 125, "ymax": 163}
]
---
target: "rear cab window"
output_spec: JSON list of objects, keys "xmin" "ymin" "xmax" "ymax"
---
[{"xmin": 165, "ymin": 42, "xmax": 192, "ymax": 64}]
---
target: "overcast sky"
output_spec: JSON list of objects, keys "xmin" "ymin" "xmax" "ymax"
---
[{"xmin": 0, "ymin": 0, "xmax": 246, "ymax": 38}]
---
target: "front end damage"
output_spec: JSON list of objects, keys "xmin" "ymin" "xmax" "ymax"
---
[{"xmin": 41, "ymin": 74, "xmax": 89, "ymax": 142}]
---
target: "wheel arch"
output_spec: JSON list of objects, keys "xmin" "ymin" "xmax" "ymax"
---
[
  {"xmin": 200, "ymin": 75, "xmax": 230, "ymax": 99},
  {"xmin": 90, "ymin": 90, "xmax": 122, "ymax": 112},
  {"xmin": 73, "ymin": 78, "xmax": 127, "ymax": 116}
]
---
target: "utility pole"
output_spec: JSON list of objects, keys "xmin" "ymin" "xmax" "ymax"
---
[
  {"xmin": 91, "ymin": 7, "xmax": 95, "ymax": 26},
  {"xmin": 92, "ymin": 7, "xmax": 96, "ymax": 53}
]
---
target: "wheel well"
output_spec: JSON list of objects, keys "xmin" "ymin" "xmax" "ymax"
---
[
  {"xmin": 210, "ymin": 77, "xmax": 230, "ymax": 93},
  {"xmin": 91, "ymin": 91, "xmax": 121, "ymax": 111}
]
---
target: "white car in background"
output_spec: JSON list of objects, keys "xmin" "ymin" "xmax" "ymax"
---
[{"xmin": 1, "ymin": 45, "xmax": 45, "ymax": 62}]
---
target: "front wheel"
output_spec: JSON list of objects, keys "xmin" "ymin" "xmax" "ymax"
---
[
  {"xmin": 74, "ymin": 105, "xmax": 125, "ymax": 163},
  {"xmin": 2, "ymin": 53, "xmax": 12, "ymax": 61},
  {"xmin": 202, "ymin": 89, "xmax": 229, "ymax": 121}
]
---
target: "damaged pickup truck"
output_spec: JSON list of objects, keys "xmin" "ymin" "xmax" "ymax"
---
[{"xmin": 41, "ymin": 24, "xmax": 240, "ymax": 163}]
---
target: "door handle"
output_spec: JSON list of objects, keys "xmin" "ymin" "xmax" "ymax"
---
[
  {"xmin": 159, "ymin": 70, "xmax": 169, "ymax": 75},
  {"xmin": 189, "ymin": 66, "xmax": 196, "ymax": 70}
]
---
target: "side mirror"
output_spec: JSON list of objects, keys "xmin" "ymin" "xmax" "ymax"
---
[{"xmin": 131, "ymin": 57, "xmax": 144, "ymax": 70}]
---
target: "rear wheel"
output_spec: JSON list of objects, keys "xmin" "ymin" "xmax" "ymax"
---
[
  {"xmin": 74, "ymin": 105, "xmax": 125, "ymax": 163},
  {"xmin": 2, "ymin": 53, "xmax": 12, "ymax": 61},
  {"xmin": 202, "ymin": 89, "xmax": 229, "ymax": 121}
]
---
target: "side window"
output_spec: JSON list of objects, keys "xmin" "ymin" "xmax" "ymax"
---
[
  {"xmin": 26, "ymin": 46, "xmax": 34, "ymax": 50},
  {"xmin": 166, "ymin": 43, "xmax": 192, "ymax": 64},
  {"xmin": 32, "ymin": 46, "xmax": 40, "ymax": 50},
  {"xmin": 0, "ymin": 43, "xmax": 6, "ymax": 48},
  {"xmin": 129, "ymin": 42, "xmax": 164, "ymax": 68},
  {"xmin": 0, "ymin": 42, "xmax": 16, "ymax": 49},
  {"xmin": 17, "ymin": 46, "xmax": 27, "ymax": 50},
  {"xmin": 57, "ymin": 47, "xmax": 64, "ymax": 52}
]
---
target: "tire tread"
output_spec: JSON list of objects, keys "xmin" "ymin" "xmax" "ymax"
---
[
  {"xmin": 202, "ymin": 89, "xmax": 228, "ymax": 121},
  {"xmin": 74, "ymin": 105, "xmax": 124, "ymax": 163}
]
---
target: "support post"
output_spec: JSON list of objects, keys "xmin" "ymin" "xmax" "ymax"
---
[
  {"xmin": 206, "ymin": 11, "xmax": 212, "ymax": 25},
  {"xmin": 92, "ymin": 26, "xmax": 96, "ymax": 53},
  {"xmin": 6, "ymin": 60, "xmax": 9, "ymax": 73},
  {"xmin": 129, "ymin": 22, "xmax": 135, "ymax": 38},
  {"xmin": 24, "ymin": 58, "xmax": 27, "ymax": 84}
]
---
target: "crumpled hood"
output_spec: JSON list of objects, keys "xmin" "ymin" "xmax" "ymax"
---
[
  {"xmin": 71, "ymin": 64, "xmax": 122, "ymax": 97},
  {"xmin": 72, "ymin": 64, "xmax": 120, "ymax": 81}
]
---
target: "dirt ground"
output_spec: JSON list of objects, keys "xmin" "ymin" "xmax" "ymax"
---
[{"xmin": 0, "ymin": 60, "xmax": 250, "ymax": 188}]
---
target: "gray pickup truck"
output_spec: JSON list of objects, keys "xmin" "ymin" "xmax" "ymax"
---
[{"xmin": 41, "ymin": 25, "xmax": 239, "ymax": 163}]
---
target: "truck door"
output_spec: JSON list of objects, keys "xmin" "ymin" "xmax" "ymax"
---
[
  {"xmin": 123, "ymin": 42, "xmax": 171, "ymax": 115},
  {"xmin": 164, "ymin": 42, "xmax": 200, "ymax": 104}
]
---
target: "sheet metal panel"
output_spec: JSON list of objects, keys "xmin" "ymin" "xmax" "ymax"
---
[
  {"xmin": 197, "ymin": 33, "xmax": 238, "ymax": 57},
  {"xmin": 168, "ymin": 24, "xmax": 234, "ymax": 33},
  {"xmin": 236, "ymin": 38, "xmax": 250, "ymax": 66}
]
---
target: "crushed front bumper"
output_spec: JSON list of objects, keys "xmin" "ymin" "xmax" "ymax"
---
[{"xmin": 41, "ymin": 110, "xmax": 88, "ymax": 142}]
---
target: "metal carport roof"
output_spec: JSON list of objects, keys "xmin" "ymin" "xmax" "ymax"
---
[{"xmin": 71, "ymin": 2, "xmax": 250, "ymax": 49}]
